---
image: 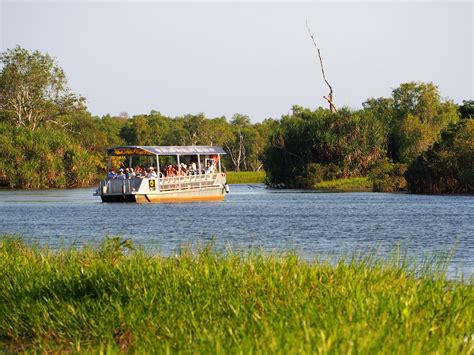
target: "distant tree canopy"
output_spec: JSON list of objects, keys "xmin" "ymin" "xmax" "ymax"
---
[
  {"xmin": 0, "ymin": 47, "xmax": 100, "ymax": 188},
  {"xmin": 405, "ymin": 118, "xmax": 474, "ymax": 194},
  {"xmin": 363, "ymin": 82, "xmax": 459, "ymax": 165},
  {"xmin": 0, "ymin": 47, "xmax": 274, "ymax": 188},
  {"xmin": 117, "ymin": 111, "xmax": 272, "ymax": 172},
  {"xmin": 0, "ymin": 47, "xmax": 471, "ymax": 193},
  {"xmin": 0, "ymin": 123, "xmax": 98, "ymax": 188},
  {"xmin": 0, "ymin": 46, "xmax": 85, "ymax": 130},
  {"xmin": 263, "ymin": 82, "xmax": 470, "ymax": 191},
  {"xmin": 459, "ymin": 100, "xmax": 474, "ymax": 119},
  {"xmin": 263, "ymin": 106, "xmax": 386, "ymax": 188}
]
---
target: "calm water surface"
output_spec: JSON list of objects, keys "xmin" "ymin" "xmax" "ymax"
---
[{"xmin": 0, "ymin": 185, "xmax": 473, "ymax": 278}]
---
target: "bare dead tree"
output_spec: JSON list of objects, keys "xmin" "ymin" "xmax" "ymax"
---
[{"xmin": 305, "ymin": 20, "xmax": 338, "ymax": 113}]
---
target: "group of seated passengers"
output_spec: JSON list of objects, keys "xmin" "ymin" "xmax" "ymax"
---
[
  {"xmin": 108, "ymin": 161, "xmax": 216, "ymax": 180},
  {"xmin": 161, "ymin": 161, "xmax": 215, "ymax": 177},
  {"xmin": 107, "ymin": 166, "xmax": 156, "ymax": 180}
]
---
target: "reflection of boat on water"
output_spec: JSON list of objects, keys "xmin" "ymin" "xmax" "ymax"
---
[{"xmin": 94, "ymin": 146, "xmax": 228, "ymax": 203}]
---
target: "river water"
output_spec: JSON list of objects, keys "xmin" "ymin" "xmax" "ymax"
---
[{"xmin": 0, "ymin": 185, "xmax": 473, "ymax": 279}]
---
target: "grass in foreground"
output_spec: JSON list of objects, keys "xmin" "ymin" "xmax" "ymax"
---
[
  {"xmin": 226, "ymin": 171, "xmax": 266, "ymax": 184},
  {"xmin": 0, "ymin": 237, "xmax": 472, "ymax": 353},
  {"xmin": 314, "ymin": 177, "xmax": 373, "ymax": 192}
]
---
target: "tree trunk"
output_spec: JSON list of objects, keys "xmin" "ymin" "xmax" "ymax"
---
[{"xmin": 306, "ymin": 21, "xmax": 338, "ymax": 113}]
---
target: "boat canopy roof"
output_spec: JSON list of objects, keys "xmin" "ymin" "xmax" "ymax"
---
[{"xmin": 107, "ymin": 146, "xmax": 226, "ymax": 156}]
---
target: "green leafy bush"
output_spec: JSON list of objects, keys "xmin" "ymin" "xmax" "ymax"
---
[
  {"xmin": 263, "ymin": 107, "xmax": 386, "ymax": 188},
  {"xmin": 292, "ymin": 163, "xmax": 342, "ymax": 188},
  {"xmin": 0, "ymin": 124, "xmax": 98, "ymax": 188},
  {"xmin": 369, "ymin": 159, "xmax": 407, "ymax": 192},
  {"xmin": 405, "ymin": 119, "xmax": 474, "ymax": 193}
]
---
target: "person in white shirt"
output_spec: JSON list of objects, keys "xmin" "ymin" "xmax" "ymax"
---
[
  {"xmin": 145, "ymin": 167, "xmax": 157, "ymax": 178},
  {"xmin": 205, "ymin": 161, "xmax": 215, "ymax": 174}
]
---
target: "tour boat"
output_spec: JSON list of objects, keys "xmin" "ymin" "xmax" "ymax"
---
[{"xmin": 94, "ymin": 146, "xmax": 229, "ymax": 203}]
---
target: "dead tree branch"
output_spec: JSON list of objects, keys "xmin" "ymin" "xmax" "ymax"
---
[{"xmin": 305, "ymin": 20, "xmax": 338, "ymax": 113}]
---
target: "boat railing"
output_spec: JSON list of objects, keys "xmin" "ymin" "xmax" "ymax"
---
[
  {"xmin": 99, "ymin": 173, "xmax": 224, "ymax": 195},
  {"xmin": 159, "ymin": 173, "xmax": 220, "ymax": 191},
  {"xmin": 99, "ymin": 178, "xmax": 141, "ymax": 195}
]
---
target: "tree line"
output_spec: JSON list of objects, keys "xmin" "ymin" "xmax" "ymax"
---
[
  {"xmin": 0, "ymin": 46, "xmax": 472, "ymax": 193},
  {"xmin": 0, "ymin": 47, "xmax": 273, "ymax": 188},
  {"xmin": 263, "ymin": 82, "xmax": 473, "ymax": 193}
]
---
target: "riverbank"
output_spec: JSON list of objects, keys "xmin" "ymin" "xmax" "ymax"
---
[
  {"xmin": 225, "ymin": 173, "xmax": 374, "ymax": 192},
  {"xmin": 313, "ymin": 177, "xmax": 373, "ymax": 192},
  {"xmin": 1, "ymin": 237, "xmax": 472, "ymax": 353},
  {"xmin": 226, "ymin": 171, "xmax": 266, "ymax": 184}
]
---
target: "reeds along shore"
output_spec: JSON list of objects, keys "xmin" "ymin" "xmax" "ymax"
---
[
  {"xmin": 0, "ymin": 237, "xmax": 473, "ymax": 353},
  {"xmin": 226, "ymin": 171, "xmax": 266, "ymax": 184}
]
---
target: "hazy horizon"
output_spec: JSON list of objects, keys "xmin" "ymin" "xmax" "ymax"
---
[{"xmin": 1, "ymin": 1, "xmax": 472, "ymax": 121}]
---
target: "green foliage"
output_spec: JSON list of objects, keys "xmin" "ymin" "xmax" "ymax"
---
[
  {"xmin": 0, "ymin": 46, "xmax": 278, "ymax": 188},
  {"xmin": 118, "ymin": 111, "xmax": 273, "ymax": 173},
  {"xmin": 0, "ymin": 124, "xmax": 98, "ymax": 188},
  {"xmin": 0, "ymin": 46, "xmax": 85, "ymax": 130},
  {"xmin": 0, "ymin": 47, "xmax": 108, "ymax": 188},
  {"xmin": 459, "ymin": 100, "xmax": 474, "ymax": 119},
  {"xmin": 0, "ymin": 46, "xmax": 470, "ymax": 194},
  {"xmin": 263, "ymin": 107, "xmax": 386, "ymax": 188},
  {"xmin": 365, "ymin": 82, "xmax": 459, "ymax": 165},
  {"xmin": 290, "ymin": 163, "xmax": 341, "ymax": 188},
  {"xmin": 313, "ymin": 177, "xmax": 372, "ymax": 192},
  {"xmin": 368, "ymin": 159, "xmax": 407, "ymax": 192},
  {"xmin": 223, "ymin": 114, "xmax": 255, "ymax": 171},
  {"xmin": 405, "ymin": 119, "xmax": 474, "ymax": 194},
  {"xmin": 226, "ymin": 171, "xmax": 266, "ymax": 184},
  {"xmin": 264, "ymin": 83, "xmax": 466, "ymax": 193},
  {"xmin": 0, "ymin": 236, "xmax": 472, "ymax": 353}
]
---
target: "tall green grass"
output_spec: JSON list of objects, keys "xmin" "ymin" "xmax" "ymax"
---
[
  {"xmin": 0, "ymin": 236, "xmax": 472, "ymax": 353},
  {"xmin": 226, "ymin": 171, "xmax": 266, "ymax": 184},
  {"xmin": 314, "ymin": 177, "xmax": 373, "ymax": 192}
]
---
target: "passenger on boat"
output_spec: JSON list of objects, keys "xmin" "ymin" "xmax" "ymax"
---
[
  {"xmin": 166, "ymin": 165, "xmax": 174, "ymax": 177},
  {"xmin": 189, "ymin": 162, "xmax": 197, "ymax": 174},
  {"xmin": 205, "ymin": 161, "xmax": 215, "ymax": 174},
  {"xmin": 107, "ymin": 169, "xmax": 116, "ymax": 179},
  {"xmin": 129, "ymin": 168, "xmax": 136, "ymax": 179},
  {"xmin": 116, "ymin": 168, "xmax": 126, "ymax": 180},
  {"xmin": 134, "ymin": 166, "xmax": 144, "ymax": 177},
  {"xmin": 145, "ymin": 167, "xmax": 157, "ymax": 178},
  {"xmin": 211, "ymin": 155, "xmax": 219, "ymax": 166},
  {"xmin": 180, "ymin": 163, "xmax": 187, "ymax": 176}
]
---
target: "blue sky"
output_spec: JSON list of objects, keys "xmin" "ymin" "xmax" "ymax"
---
[{"xmin": 1, "ymin": 1, "xmax": 472, "ymax": 121}]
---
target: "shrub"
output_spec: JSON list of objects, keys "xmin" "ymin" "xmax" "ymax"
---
[
  {"xmin": 263, "ymin": 107, "xmax": 386, "ymax": 188},
  {"xmin": 405, "ymin": 119, "xmax": 474, "ymax": 194},
  {"xmin": 0, "ymin": 125, "xmax": 99, "ymax": 188},
  {"xmin": 368, "ymin": 159, "xmax": 407, "ymax": 192},
  {"xmin": 292, "ymin": 163, "xmax": 343, "ymax": 188}
]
